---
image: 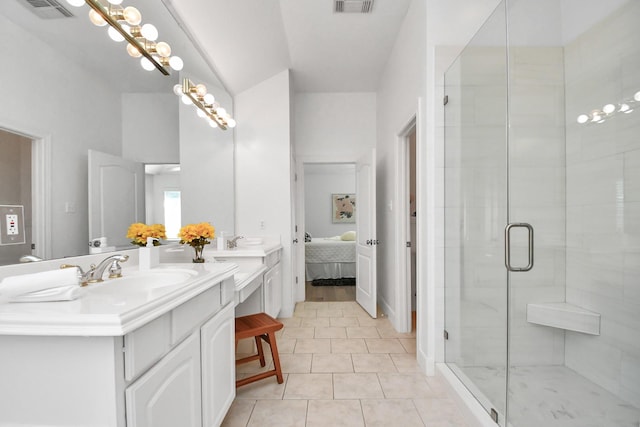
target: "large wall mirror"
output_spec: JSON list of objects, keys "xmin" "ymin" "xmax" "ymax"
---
[{"xmin": 0, "ymin": 0, "xmax": 234, "ymax": 266}]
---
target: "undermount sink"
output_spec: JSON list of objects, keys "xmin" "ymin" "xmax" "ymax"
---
[{"xmin": 103, "ymin": 268, "xmax": 199, "ymax": 289}]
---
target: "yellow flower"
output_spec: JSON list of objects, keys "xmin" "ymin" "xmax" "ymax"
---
[
  {"xmin": 127, "ymin": 223, "xmax": 166, "ymax": 246},
  {"xmin": 178, "ymin": 222, "xmax": 215, "ymax": 246}
]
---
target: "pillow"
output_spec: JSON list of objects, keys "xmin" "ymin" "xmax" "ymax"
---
[
  {"xmin": 305, "ymin": 232, "xmax": 312, "ymax": 242},
  {"xmin": 340, "ymin": 231, "xmax": 356, "ymax": 241}
]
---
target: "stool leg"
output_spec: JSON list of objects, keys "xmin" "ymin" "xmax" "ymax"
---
[
  {"xmin": 255, "ymin": 335, "xmax": 266, "ymax": 367},
  {"xmin": 267, "ymin": 331, "xmax": 284, "ymax": 384}
]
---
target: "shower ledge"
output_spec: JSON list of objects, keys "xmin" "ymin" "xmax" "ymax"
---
[{"xmin": 526, "ymin": 302, "xmax": 600, "ymax": 335}]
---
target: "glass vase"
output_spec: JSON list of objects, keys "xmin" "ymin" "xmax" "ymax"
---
[{"xmin": 192, "ymin": 244, "xmax": 205, "ymax": 263}]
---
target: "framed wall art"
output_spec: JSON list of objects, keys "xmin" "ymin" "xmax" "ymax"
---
[{"xmin": 332, "ymin": 193, "xmax": 356, "ymax": 223}]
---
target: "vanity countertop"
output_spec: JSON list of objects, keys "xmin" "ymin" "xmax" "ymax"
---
[
  {"xmin": 0, "ymin": 262, "xmax": 238, "ymax": 337},
  {"xmin": 208, "ymin": 241, "xmax": 283, "ymax": 258}
]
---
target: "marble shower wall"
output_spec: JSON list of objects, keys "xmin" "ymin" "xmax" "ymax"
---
[{"xmin": 563, "ymin": 1, "xmax": 640, "ymax": 408}]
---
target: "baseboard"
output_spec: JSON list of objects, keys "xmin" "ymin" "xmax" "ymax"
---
[{"xmin": 378, "ymin": 296, "xmax": 395, "ymax": 325}]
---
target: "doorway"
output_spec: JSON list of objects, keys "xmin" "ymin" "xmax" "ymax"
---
[
  {"xmin": 302, "ymin": 163, "xmax": 357, "ymax": 302},
  {"xmin": 0, "ymin": 129, "xmax": 33, "ymax": 266}
]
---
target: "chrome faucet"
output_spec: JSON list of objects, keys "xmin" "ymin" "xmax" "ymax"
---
[
  {"xmin": 227, "ymin": 236, "xmax": 244, "ymax": 249},
  {"xmin": 61, "ymin": 254, "xmax": 129, "ymax": 286}
]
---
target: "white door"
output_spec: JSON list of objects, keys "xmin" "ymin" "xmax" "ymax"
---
[
  {"xmin": 88, "ymin": 150, "xmax": 144, "ymax": 249},
  {"xmin": 356, "ymin": 149, "xmax": 377, "ymax": 318}
]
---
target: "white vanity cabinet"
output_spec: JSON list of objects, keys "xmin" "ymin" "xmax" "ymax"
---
[
  {"xmin": 212, "ymin": 243, "xmax": 283, "ymax": 318},
  {"xmin": 0, "ymin": 265, "xmax": 238, "ymax": 427},
  {"xmin": 263, "ymin": 260, "xmax": 282, "ymax": 318}
]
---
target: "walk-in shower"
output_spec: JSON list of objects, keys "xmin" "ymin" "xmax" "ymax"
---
[{"xmin": 443, "ymin": 1, "xmax": 640, "ymax": 426}]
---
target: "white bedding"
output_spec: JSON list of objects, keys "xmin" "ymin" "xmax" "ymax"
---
[
  {"xmin": 305, "ymin": 237, "xmax": 356, "ymax": 280},
  {"xmin": 305, "ymin": 238, "xmax": 356, "ymax": 263}
]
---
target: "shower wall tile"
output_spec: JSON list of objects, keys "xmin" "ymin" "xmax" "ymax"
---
[{"xmin": 564, "ymin": 0, "xmax": 640, "ymax": 408}]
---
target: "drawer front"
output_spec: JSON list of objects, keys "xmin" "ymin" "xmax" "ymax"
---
[
  {"xmin": 172, "ymin": 284, "xmax": 221, "ymax": 345},
  {"xmin": 124, "ymin": 313, "xmax": 172, "ymax": 381},
  {"xmin": 264, "ymin": 250, "xmax": 281, "ymax": 268}
]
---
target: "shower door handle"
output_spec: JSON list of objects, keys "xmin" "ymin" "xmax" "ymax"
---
[{"xmin": 504, "ymin": 223, "xmax": 534, "ymax": 272}]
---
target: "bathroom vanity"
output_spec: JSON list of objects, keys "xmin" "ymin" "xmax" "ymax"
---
[
  {"xmin": 0, "ymin": 262, "xmax": 238, "ymax": 427},
  {"xmin": 210, "ymin": 241, "xmax": 283, "ymax": 318}
]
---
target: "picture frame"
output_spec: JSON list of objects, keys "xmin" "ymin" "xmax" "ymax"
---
[{"xmin": 332, "ymin": 193, "xmax": 356, "ymax": 223}]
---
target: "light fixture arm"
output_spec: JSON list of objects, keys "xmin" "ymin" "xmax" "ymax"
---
[
  {"xmin": 182, "ymin": 79, "xmax": 228, "ymax": 130},
  {"xmin": 84, "ymin": 0, "xmax": 169, "ymax": 76}
]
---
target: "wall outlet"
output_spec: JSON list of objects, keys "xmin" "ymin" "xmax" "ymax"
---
[{"xmin": 6, "ymin": 215, "xmax": 18, "ymax": 235}]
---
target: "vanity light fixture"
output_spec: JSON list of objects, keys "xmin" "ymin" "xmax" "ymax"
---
[
  {"xmin": 174, "ymin": 79, "xmax": 237, "ymax": 131},
  {"xmin": 65, "ymin": 0, "xmax": 183, "ymax": 76},
  {"xmin": 576, "ymin": 90, "xmax": 639, "ymax": 124}
]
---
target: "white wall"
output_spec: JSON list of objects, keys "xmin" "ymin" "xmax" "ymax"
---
[
  {"xmin": 179, "ymin": 74, "xmax": 235, "ymax": 236},
  {"xmin": 303, "ymin": 164, "xmax": 356, "ymax": 238},
  {"xmin": 294, "ymin": 92, "xmax": 376, "ymax": 161},
  {"xmin": 375, "ymin": 0, "xmax": 426, "ymax": 332},
  {"xmin": 235, "ymin": 70, "xmax": 294, "ymax": 316},
  {"xmin": 122, "ymin": 94, "xmax": 179, "ymax": 163}
]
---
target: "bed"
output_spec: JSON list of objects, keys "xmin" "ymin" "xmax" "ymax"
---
[{"xmin": 305, "ymin": 237, "xmax": 356, "ymax": 281}]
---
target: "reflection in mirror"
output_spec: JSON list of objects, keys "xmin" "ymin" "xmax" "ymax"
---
[
  {"xmin": 145, "ymin": 164, "xmax": 181, "ymax": 240},
  {"xmin": 0, "ymin": 0, "xmax": 234, "ymax": 266}
]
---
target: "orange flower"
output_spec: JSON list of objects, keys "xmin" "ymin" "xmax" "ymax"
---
[
  {"xmin": 127, "ymin": 223, "xmax": 166, "ymax": 246},
  {"xmin": 178, "ymin": 222, "xmax": 215, "ymax": 246}
]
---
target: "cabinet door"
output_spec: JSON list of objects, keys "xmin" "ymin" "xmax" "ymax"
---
[
  {"xmin": 201, "ymin": 302, "xmax": 236, "ymax": 427},
  {"xmin": 126, "ymin": 332, "xmax": 202, "ymax": 427},
  {"xmin": 264, "ymin": 262, "xmax": 282, "ymax": 318}
]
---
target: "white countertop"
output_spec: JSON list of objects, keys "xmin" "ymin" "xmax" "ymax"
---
[
  {"xmin": 208, "ymin": 241, "xmax": 282, "ymax": 258},
  {"xmin": 0, "ymin": 262, "xmax": 238, "ymax": 337}
]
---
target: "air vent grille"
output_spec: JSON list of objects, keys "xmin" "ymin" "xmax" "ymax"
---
[
  {"xmin": 334, "ymin": 0, "xmax": 374, "ymax": 14},
  {"xmin": 20, "ymin": 0, "xmax": 74, "ymax": 19}
]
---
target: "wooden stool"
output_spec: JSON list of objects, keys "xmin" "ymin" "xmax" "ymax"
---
[{"xmin": 235, "ymin": 312, "xmax": 284, "ymax": 388}]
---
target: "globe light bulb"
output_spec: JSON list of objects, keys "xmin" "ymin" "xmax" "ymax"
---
[
  {"xmin": 108, "ymin": 26, "xmax": 125, "ymax": 42},
  {"xmin": 88, "ymin": 9, "xmax": 107, "ymax": 26},
  {"xmin": 173, "ymin": 84, "xmax": 183, "ymax": 96},
  {"xmin": 107, "ymin": 0, "xmax": 123, "ymax": 5},
  {"xmin": 65, "ymin": 0, "xmax": 85, "ymax": 7},
  {"xmin": 620, "ymin": 103, "xmax": 630, "ymax": 112},
  {"xmin": 211, "ymin": 102, "xmax": 220, "ymax": 110},
  {"xmin": 591, "ymin": 113, "xmax": 602, "ymax": 122},
  {"xmin": 209, "ymin": 120, "xmax": 218, "ymax": 128},
  {"xmin": 181, "ymin": 95, "xmax": 193, "ymax": 105},
  {"xmin": 635, "ymin": 91, "xmax": 640, "ymax": 102},
  {"xmin": 196, "ymin": 109, "xmax": 207, "ymax": 118},
  {"xmin": 140, "ymin": 57, "xmax": 155, "ymax": 71},
  {"xmin": 123, "ymin": 6, "xmax": 141, "ymax": 25},
  {"xmin": 169, "ymin": 56, "xmax": 183, "ymax": 71},
  {"xmin": 140, "ymin": 23, "xmax": 158, "ymax": 41},
  {"xmin": 126, "ymin": 43, "xmax": 142, "ymax": 58},
  {"xmin": 155, "ymin": 42, "xmax": 171, "ymax": 58},
  {"xmin": 576, "ymin": 114, "xmax": 589, "ymax": 124},
  {"xmin": 195, "ymin": 84, "xmax": 207, "ymax": 97},
  {"xmin": 215, "ymin": 107, "xmax": 227, "ymax": 117},
  {"xmin": 603, "ymin": 104, "xmax": 615, "ymax": 114},
  {"xmin": 203, "ymin": 93, "xmax": 215, "ymax": 105},
  {"xmin": 227, "ymin": 118, "xmax": 237, "ymax": 128}
]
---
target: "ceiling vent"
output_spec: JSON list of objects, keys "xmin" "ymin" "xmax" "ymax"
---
[
  {"xmin": 19, "ymin": 0, "xmax": 75, "ymax": 19},
  {"xmin": 334, "ymin": 0, "xmax": 374, "ymax": 14}
]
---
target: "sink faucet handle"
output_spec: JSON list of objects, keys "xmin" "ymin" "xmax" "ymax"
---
[
  {"xmin": 108, "ymin": 260, "xmax": 123, "ymax": 279},
  {"xmin": 60, "ymin": 264, "xmax": 88, "ymax": 287}
]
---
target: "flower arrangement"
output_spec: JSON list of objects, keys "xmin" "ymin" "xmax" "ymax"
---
[
  {"xmin": 127, "ymin": 223, "xmax": 166, "ymax": 247},
  {"xmin": 178, "ymin": 222, "xmax": 215, "ymax": 263}
]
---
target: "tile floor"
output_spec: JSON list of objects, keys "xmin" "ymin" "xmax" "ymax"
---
[{"xmin": 222, "ymin": 301, "xmax": 470, "ymax": 427}]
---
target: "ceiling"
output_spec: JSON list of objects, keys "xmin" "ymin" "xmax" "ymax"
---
[{"xmin": 167, "ymin": 0, "xmax": 413, "ymax": 95}]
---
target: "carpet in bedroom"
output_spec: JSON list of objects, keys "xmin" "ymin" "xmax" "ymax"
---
[{"xmin": 311, "ymin": 278, "xmax": 356, "ymax": 287}]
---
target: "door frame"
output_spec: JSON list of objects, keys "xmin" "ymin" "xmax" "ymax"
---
[
  {"xmin": 0, "ymin": 121, "xmax": 52, "ymax": 261},
  {"xmin": 395, "ymin": 115, "xmax": 417, "ymax": 333},
  {"xmin": 294, "ymin": 155, "xmax": 360, "ymax": 303}
]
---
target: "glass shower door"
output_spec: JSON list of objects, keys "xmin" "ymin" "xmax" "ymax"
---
[{"xmin": 443, "ymin": 3, "xmax": 509, "ymax": 424}]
